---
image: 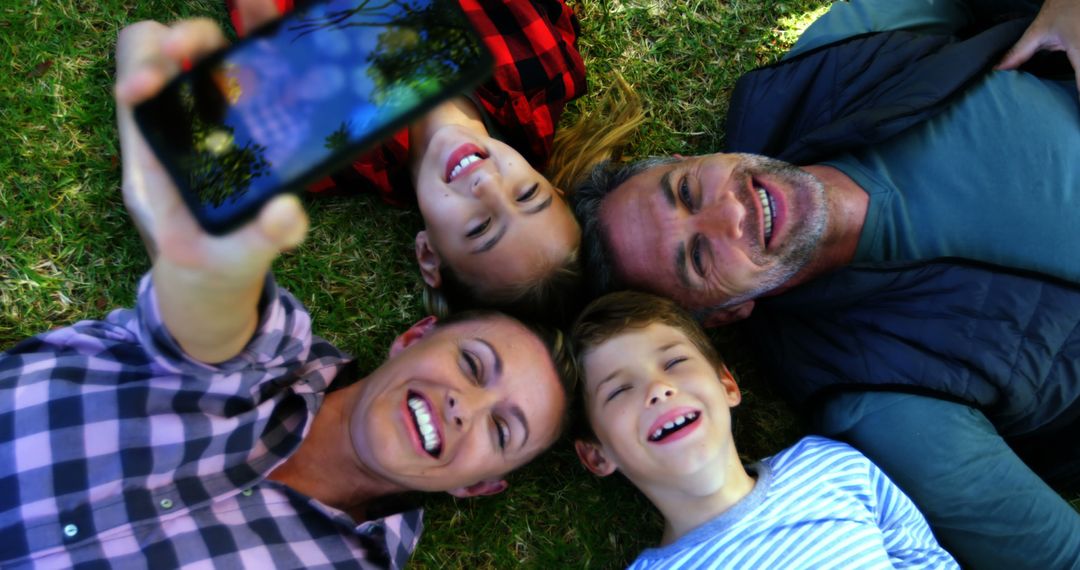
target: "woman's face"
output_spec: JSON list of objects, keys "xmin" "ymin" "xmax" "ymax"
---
[{"xmin": 413, "ymin": 125, "xmax": 580, "ymax": 292}]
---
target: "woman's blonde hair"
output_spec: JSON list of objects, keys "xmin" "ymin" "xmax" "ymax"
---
[{"xmin": 424, "ymin": 75, "xmax": 645, "ymax": 325}]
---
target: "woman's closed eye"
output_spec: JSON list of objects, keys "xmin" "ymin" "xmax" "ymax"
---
[
  {"xmin": 461, "ymin": 349, "xmax": 484, "ymax": 384},
  {"xmin": 466, "ymin": 218, "xmax": 491, "ymax": 238},
  {"xmin": 494, "ymin": 416, "xmax": 510, "ymax": 449}
]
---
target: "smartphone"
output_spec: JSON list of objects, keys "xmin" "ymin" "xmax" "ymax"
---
[{"xmin": 135, "ymin": 0, "xmax": 492, "ymax": 234}]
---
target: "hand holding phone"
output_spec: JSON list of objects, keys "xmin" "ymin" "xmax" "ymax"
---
[
  {"xmin": 116, "ymin": 14, "xmax": 307, "ymax": 273},
  {"xmin": 134, "ymin": 0, "xmax": 493, "ymax": 235},
  {"xmin": 115, "ymin": 4, "xmax": 310, "ymax": 363}
]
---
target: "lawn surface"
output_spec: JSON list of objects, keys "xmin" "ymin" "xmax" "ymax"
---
[{"xmin": 2, "ymin": 0, "xmax": 1076, "ymax": 568}]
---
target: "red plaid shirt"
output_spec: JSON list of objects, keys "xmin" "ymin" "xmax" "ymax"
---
[{"xmin": 226, "ymin": 0, "xmax": 586, "ymax": 205}]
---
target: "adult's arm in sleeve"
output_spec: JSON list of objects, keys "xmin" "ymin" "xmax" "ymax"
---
[{"xmin": 114, "ymin": 0, "xmax": 309, "ymax": 364}]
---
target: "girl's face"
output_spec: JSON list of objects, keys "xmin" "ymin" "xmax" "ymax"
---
[{"xmin": 413, "ymin": 125, "xmax": 580, "ymax": 292}]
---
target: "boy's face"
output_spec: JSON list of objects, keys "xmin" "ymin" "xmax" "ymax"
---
[{"xmin": 576, "ymin": 323, "xmax": 741, "ymax": 493}]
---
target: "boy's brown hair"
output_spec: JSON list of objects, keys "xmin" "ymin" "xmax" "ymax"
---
[{"xmin": 569, "ymin": 291, "xmax": 723, "ymax": 442}]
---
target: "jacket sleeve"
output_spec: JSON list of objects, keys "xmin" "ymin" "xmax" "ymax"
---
[{"xmin": 788, "ymin": 0, "xmax": 1040, "ymax": 58}]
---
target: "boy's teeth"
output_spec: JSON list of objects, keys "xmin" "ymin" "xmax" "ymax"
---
[
  {"xmin": 650, "ymin": 411, "xmax": 700, "ymax": 441},
  {"xmin": 756, "ymin": 186, "xmax": 773, "ymax": 244},
  {"xmin": 408, "ymin": 396, "xmax": 441, "ymax": 455},
  {"xmin": 450, "ymin": 153, "xmax": 482, "ymax": 180}
]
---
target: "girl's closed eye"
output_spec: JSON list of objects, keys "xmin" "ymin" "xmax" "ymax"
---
[
  {"xmin": 466, "ymin": 218, "xmax": 491, "ymax": 238},
  {"xmin": 516, "ymin": 183, "xmax": 539, "ymax": 202}
]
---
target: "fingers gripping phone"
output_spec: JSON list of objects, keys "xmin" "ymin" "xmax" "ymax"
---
[{"xmin": 135, "ymin": 0, "xmax": 492, "ymax": 234}]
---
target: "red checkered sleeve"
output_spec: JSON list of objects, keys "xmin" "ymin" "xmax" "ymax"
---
[{"xmin": 223, "ymin": 0, "xmax": 586, "ymax": 206}]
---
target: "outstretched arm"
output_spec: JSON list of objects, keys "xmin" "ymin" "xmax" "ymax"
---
[
  {"xmin": 997, "ymin": 0, "xmax": 1080, "ymax": 97},
  {"xmin": 114, "ymin": 0, "xmax": 307, "ymax": 364}
]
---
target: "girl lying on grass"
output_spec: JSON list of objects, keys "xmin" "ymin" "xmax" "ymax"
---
[{"xmin": 226, "ymin": 0, "xmax": 643, "ymax": 324}]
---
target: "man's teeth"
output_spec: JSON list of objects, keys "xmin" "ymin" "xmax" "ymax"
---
[
  {"xmin": 650, "ymin": 411, "xmax": 699, "ymax": 441},
  {"xmin": 756, "ymin": 186, "xmax": 773, "ymax": 244},
  {"xmin": 449, "ymin": 153, "xmax": 482, "ymax": 181},
  {"xmin": 408, "ymin": 397, "xmax": 441, "ymax": 453}
]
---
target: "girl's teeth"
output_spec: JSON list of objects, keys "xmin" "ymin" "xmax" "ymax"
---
[{"xmin": 450, "ymin": 154, "xmax": 482, "ymax": 180}]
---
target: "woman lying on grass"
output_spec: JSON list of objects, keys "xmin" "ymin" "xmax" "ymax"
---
[
  {"xmin": 0, "ymin": 6, "xmax": 574, "ymax": 567},
  {"xmin": 226, "ymin": 0, "xmax": 642, "ymax": 324}
]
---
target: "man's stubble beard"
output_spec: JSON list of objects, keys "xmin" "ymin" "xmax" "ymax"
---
[{"xmin": 707, "ymin": 154, "xmax": 829, "ymax": 311}]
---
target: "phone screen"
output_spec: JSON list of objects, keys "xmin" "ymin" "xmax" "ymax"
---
[{"xmin": 136, "ymin": 0, "xmax": 491, "ymax": 233}]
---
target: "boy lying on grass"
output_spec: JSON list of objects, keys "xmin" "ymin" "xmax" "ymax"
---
[{"xmin": 570, "ymin": 291, "xmax": 959, "ymax": 569}]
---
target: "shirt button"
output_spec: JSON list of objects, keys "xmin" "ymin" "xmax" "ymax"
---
[
  {"xmin": 242, "ymin": 489, "xmax": 253, "ymax": 497},
  {"xmin": 63, "ymin": 524, "xmax": 78, "ymax": 538},
  {"xmin": 159, "ymin": 499, "xmax": 174, "ymax": 509}
]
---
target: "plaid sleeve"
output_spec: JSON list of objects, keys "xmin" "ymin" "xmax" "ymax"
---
[{"xmin": 125, "ymin": 273, "xmax": 325, "ymax": 379}]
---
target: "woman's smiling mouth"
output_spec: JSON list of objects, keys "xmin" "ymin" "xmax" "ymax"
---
[{"xmin": 406, "ymin": 391, "xmax": 443, "ymax": 458}]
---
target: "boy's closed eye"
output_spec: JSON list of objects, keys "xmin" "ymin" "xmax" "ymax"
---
[
  {"xmin": 605, "ymin": 384, "xmax": 631, "ymax": 403},
  {"xmin": 664, "ymin": 356, "xmax": 688, "ymax": 370}
]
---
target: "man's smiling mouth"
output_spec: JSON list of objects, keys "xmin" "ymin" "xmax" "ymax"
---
[
  {"xmin": 407, "ymin": 392, "xmax": 442, "ymax": 458},
  {"xmin": 755, "ymin": 183, "xmax": 775, "ymax": 247}
]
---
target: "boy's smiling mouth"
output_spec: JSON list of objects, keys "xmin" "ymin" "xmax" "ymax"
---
[
  {"xmin": 406, "ymin": 391, "xmax": 443, "ymax": 458},
  {"xmin": 647, "ymin": 410, "xmax": 701, "ymax": 443}
]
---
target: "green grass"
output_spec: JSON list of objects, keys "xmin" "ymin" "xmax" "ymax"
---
[{"xmin": 2, "ymin": 0, "xmax": 1076, "ymax": 568}]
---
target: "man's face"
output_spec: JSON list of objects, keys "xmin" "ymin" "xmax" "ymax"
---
[
  {"xmin": 350, "ymin": 316, "xmax": 565, "ymax": 495},
  {"xmin": 579, "ymin": 323, "xmax": 741, "ymax": 492},
  {"xmin": 599, "ymin": 153, "xmax": 828, "ymax": 314}
]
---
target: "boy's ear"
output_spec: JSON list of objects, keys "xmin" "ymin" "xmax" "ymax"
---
[
  {"xmin": 575, "ymin": 439, "xmax": 617, "ymax": 477},
  {"xmin": 447, "ymin": 479, "xmax": 508, "ymax": 498},
  {"xmin": 389, "ymin": 315, "xmax": 438, "ymax": 357},
  {"xmin": 701, "ymin": 300, "xmax": 755, "ymax": 327},
  {"xmin": 717, "ymin": 363, "xmax": 742, "ymax": 407},
  {"xmin": 414, "ymin": 231, "xmax": 443, "ymax": 288}
]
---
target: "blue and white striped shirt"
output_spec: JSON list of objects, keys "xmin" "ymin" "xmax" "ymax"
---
[{"xmin": 628, "ymin": 437, "xmax": 957, "ymax": 570}]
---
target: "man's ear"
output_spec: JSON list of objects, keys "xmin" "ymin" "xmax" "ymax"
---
[
  {"xmin": 701, "ymin": 300, "xmax": 755, "ymax": 327},
  {"xmin": 414, "ymin": 231, "xmax": 442, "ymax": 288},
  {"xmin": 716, "ymin": 363, "xmax": 742, "ymax": 407},
  {"xmin": 574, "ymin": 439, "xmax": 617, "ymax": 477},
  {"xmin": 447, "ymin": 479, "xmax": 508, "ymax": 498},
  {"xmin": 389, "ymin": 315, "xmax": 438, "ymax": 357}
]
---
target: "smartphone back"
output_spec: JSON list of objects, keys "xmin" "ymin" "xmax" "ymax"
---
[{"xmin": 136, "ymin": 0, "xmax": 492, "ymax": 234}]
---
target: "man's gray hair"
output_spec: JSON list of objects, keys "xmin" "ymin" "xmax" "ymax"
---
[{"xmin": 571, "ymin": 156, "xmax": 680, "ymax": 297}]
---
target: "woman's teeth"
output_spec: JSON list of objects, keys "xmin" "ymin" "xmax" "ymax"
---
[
  {"xmin": 408, "ymin": 396, "xmax": 441, "ymax": 455},
  {"xmin": 449, "ymin": 153, "xmax": 482, "ymax": 181},
  {"xmin": 756, "ymin": 186, "xmax": 773, "ymax": 244}
]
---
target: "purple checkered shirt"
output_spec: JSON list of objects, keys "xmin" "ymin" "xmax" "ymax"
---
[{"xmin": 0, "ymin": 274, "xmax": 423, "ymax": 569}]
